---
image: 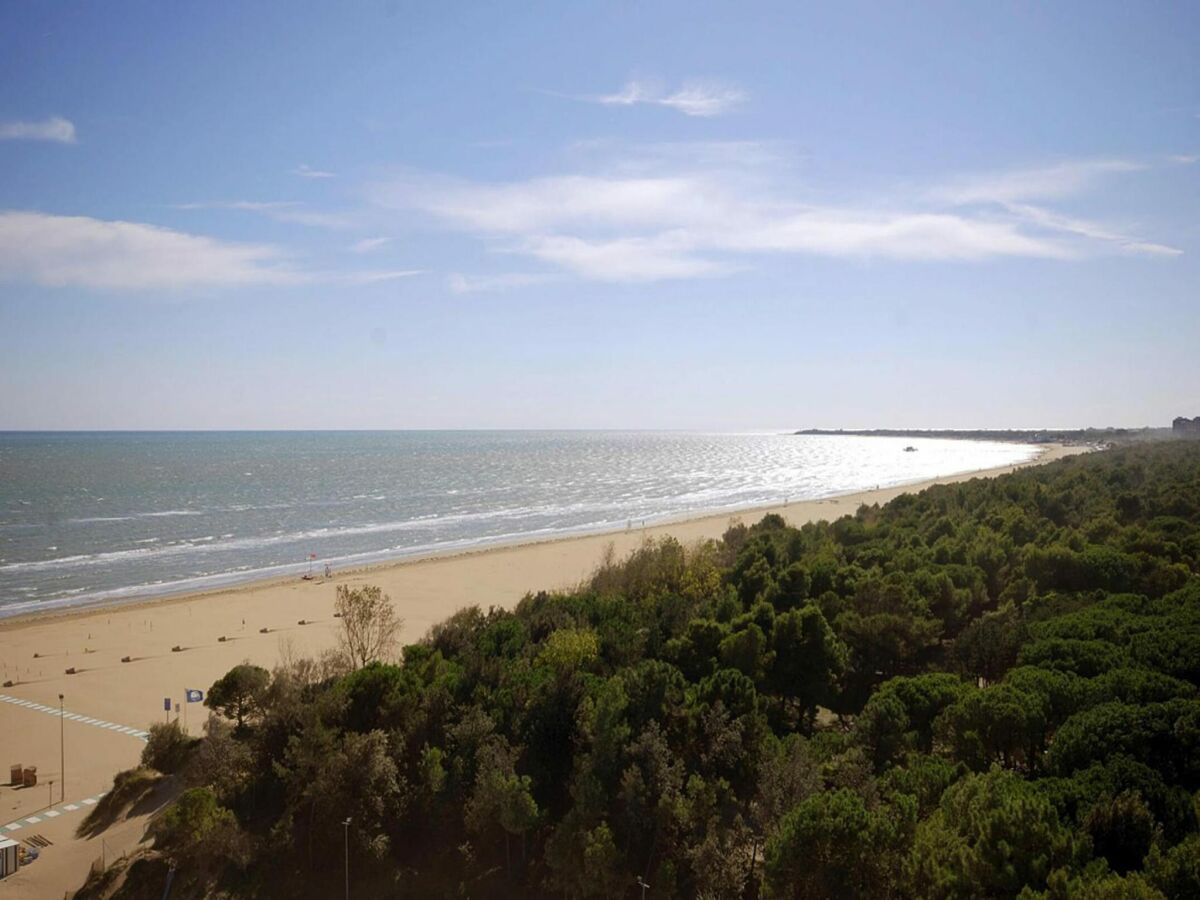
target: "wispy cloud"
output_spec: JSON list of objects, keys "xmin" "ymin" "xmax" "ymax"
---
[
  {"xmin": 447, "ymin": 272, "xmax": 561, "ymax": 294},
  {"xmin": 0, "ymin": 211, "xmax": 300, "ymax": 290},
  {"xmin": 174, "ymin": 200, "xmax": 354, "ymax": 230},
  {"xmin": 293, "ymin": 163, "xmax": 336, "ymax": 179},
  {"xmin": 929, "ymin": 160, "xmax": 1181, "ymax": 257},
  {"xmin": 1169, "ymin": 154, "xmax": 1197, "ymax": 164},
  {"xmin": 0, "ymin": 210, "xmax": 426, "ymax": 291},
  {"xmin": 349, "ymin": 236, "xmax": 390, "ymax": 253},
  {"xmin": 578, "ymin": 79, "xmax": 746, "ymax": 117},
  {"xmin": 373, "ymin": 149, "xmax": 1177, "ymax": 283},
  {"xmin": 929, "ymin": 159, "xmax": 1144, "ymax": 205},
  {"xmin": 0, "ymin": 116, "xmax": 77, "ymax": 143},
  {"xmin": 344, "ymin": 269, "xmax": 423, "ymax": 284},
  {"xmin": 1000, "ymin": 202, "xmax": 1181, "ymax": 257}
]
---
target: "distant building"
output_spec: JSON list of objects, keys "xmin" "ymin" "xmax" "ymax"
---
[{"xmin": 1173, "ymin": 416, "xmax": 1200, "ymax": 436}]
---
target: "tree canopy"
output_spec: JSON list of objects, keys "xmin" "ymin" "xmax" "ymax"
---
[{"xmin": 111, "ymin": 442, "xmax": 1200, "ymax": 898}]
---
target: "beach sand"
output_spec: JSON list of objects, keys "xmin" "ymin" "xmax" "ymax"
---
[{"xmin": 0, "ymin": 443, "xmax": 1082, "ymax": 895}]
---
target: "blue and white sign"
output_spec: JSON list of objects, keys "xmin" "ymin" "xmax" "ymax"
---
[{"xmin": 185, "ymin": 689, "xmax": 204, "ymax": 703}]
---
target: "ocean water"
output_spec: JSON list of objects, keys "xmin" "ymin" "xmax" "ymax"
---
[{"xmin": 0, "ymin": 431, "xmax": 1038, "ymax": 617}]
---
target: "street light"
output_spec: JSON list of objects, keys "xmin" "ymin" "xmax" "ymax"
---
[
  {"xmin": 637, "ymin": 875, "xmax": 650, "ymax": 899},
  {"xmin": 58, "ymin": 693, "xmax": 65, "ymax": 802},
  {"xmin": 342, "ymin": 817, "xmax": 352, "ymax": 900}
]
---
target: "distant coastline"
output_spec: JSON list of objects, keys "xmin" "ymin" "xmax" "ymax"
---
[{"xmin": 793, "ymin": 427, "xmax": 1168, "ymax": 445}]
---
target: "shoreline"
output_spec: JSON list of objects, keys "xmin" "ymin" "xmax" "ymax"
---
[
  {"xmin": 0, "ymin": 441, "xmax": 1084, "ymax": 897},
  {"xmin": 0, "ymin": 441, "xmax": 1076, "ymax": 632}
]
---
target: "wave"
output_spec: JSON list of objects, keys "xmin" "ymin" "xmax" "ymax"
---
[
  {"xmin": 0, "ymin": 502, "xmax": 616, "ymax": 576},
  {"xmin": 0, "ymin": 515, "xmax": 641, "ymax": 618},
  {"xmin": 0, "ymin": 447, "xmax": 1038, "ymax": 580},
  {"xmin": 0, "ymin": 434, "xmax": 1042, "ymax": 614}
]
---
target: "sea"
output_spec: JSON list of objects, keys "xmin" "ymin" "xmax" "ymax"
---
[{"xmin": 0, "ymin": 431, "xmax": 1039, "ymax": 618}]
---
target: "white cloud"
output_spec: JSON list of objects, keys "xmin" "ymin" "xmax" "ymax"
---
[
  {"xmin": 447, "ymin": 272, "xmax": 560, "ymax": 293},
  {"xmin": 723, "ymin": 210, "xmax": 1070, "ymax": 261},
  {"xmin": 590, "ymin": 79, "xmax": 745, "ymax": 117},
  {"xmin": 0, "ymin": 210, "xmax": 427, "ymax": 291},
  {"xmin": 343, "ymin": 269, "xmax": 423, "ymax": 284},
  {"xmin": 930, "ymin": 159, "xmax": 1144, "ymax": 205},
  {"xmin": 175, "ymin": 200, "xmax": 354, "ymax": 230},
  {"xmin": 373, "ymin": 148, "xmax": 1178, "ymax": 283},
  {"xmin": 0, "ymin": 211, "xmax": 300, "ymax": 290},
  {"xmin": 0, "ymin": 116, "xmax": 77, "ymax": 143},
  {"xmin": 1001, "ymin": 203, "xmax": 1182, "ymax": 257},
  {"xmin": 349, "ymin": 236, "xmax": 390, "ymax": 253},
  {"xmin": 389, "ymin": 173, "xmax": 711, "ymax": 233},
  {"xmin": 522, "ymin": 233, "xmax": 731, "ymax": 281},
  {"xmin": 1169, "ymin": 154, "xmax": 1197, "ymax": 164},
  {"xmin": 293, "ymin": 163, "xmax": 336, "ymax": 179}
]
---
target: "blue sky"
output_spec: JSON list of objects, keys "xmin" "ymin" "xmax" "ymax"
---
[{"xmin": 1, "ymin": 2, "xmax": 1197, "ymax": 430}]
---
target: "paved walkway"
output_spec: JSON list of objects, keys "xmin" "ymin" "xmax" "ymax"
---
[
  {"xmin": 0, "ymin": 694, "xmax": 149, "ymax": 742},
  {"xmin": 3, "ymin": 789, "xmax": 108, "ymax": 833}
]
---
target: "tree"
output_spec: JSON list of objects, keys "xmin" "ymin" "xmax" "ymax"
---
[
  {"xmin": 935, "ymin": 684, "xmax": 1048, "ymax": 772},
  {"xmin": 763, "ymin": 788, "xmax": 912, "ymax": 899},
  {"xmin": 871, "ymin": 673, "xmax": 970, "ymax": 753},
  {"xmin": 538, "ymin": 627, "xmax": 600, "ymax": 675},
  {"xmin": 719, "ymin": 623, "xmax": 770, "ymax": 683},
  {"xmin": 185, "ymin": 714, "xmax": 252, "ymax": 804},
  {"xmin": 1144, "ymin": 833, "xmax": 1200, "ymax": 898},
  {"xmin": 205, "ymin": 663, "xmax": 270, "ymax": 730},
  {"xmin": 1084, "ymin": 791, "xmax": 1159, "ymax": 876},
  {"xmin": 856, "ymin": 691, "xmax": 910, "ymax": 770},
  {"xmin": 954, "ymin": 605, "xmax": 1027, "ymax": 684},
  {"xmin": 141, "ymin": 719, "xmax": 194, "ymax": 773},
  {"xmin": 466, "ymin": 752, "xmax": 540, "ymax": 877},
  {"xmin": 767, "ymin": 606, "xmax": 847, "ymax": 726},
  {"xmin": 335, "ymin": 583, "xmax": 403, "ymax": 668},
  {"xmin": 904, "ymin": 769, "xmax": 1079, "ymax": 898},
  {"xmin": 275, "ymin": 727, "xmax": 406, "ymax": 861},
  {"xmin": 153, "ymin": 786, "xmax": 248, "ymax": 874}
]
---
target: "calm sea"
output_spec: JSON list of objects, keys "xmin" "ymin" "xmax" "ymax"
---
[{"xmin": 0, "ymin": 431, "xmax": 1038, "ymax": 617}]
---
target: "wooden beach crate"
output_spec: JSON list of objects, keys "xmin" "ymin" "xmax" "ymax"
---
[
  {"xmin": 8, "ymin": 764, "xmax": 21, "ymax": 786},
  {"xmin": 21, "ymin": 766, "xmax": 37, "ymax": 788}
]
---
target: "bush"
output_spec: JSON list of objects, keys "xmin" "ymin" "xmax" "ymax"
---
[
  {"xmin": 153, "ymin": 786, "xmax": 248, "ymax": 873},
  {"xmin": 141, "ymin": 720, "xmax": 194, "ymax": 774}
]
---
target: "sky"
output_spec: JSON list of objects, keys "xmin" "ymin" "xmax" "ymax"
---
[{"xmin": 0, "ymin": 2, "xmax": 1197, "ymax": 431}]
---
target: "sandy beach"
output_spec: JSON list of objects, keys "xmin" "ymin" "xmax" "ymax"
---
[{"xmin": 0, "ymin": 443, "xmax": 1081, "ymax": 895}]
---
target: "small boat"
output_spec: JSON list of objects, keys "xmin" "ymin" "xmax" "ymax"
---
[{"xmin": 903, "ymin": 446, "xmax": 917, "ymax": 452}]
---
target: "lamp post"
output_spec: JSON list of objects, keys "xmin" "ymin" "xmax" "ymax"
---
[
  {"xmin": 637, "ymin": 875, "xmax": 650, "ymax": 899},
  {"xmin": 58, "ymin": 693, "xmax": 65, "ymax": 802},
  {"xmin": 342, "ymin": 817, "xmax": 352, "ymax": 900}
]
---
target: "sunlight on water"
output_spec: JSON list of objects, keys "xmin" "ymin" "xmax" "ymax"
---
[{"xmin": 0, "ymin": 431, "xmax": 1037, "ymax": 615}]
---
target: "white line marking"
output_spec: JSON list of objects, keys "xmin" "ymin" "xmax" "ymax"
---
[
  {"xmin": 5, "ymin": 823, "xmax": 21, "ymax": 831},
  {"xmin": 0, "ymin": 693, "xmax": 147, "ymax": 743},
  {"xmin": 24, "ymin": 816, "xmax": 41, "ymax": 824},
  {"xmin": 81, "ymin": 798, "xmax": 96, "ymax": 806},
  {"xmin": 44, "ymin": 810, "xmax": 61, "ymax": 818},
  {"xmin": 63, "ymin": 804, "xmax": 79, "ymax": 811}
]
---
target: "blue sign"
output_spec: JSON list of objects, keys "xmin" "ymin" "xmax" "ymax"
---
[
  {"xmin": 185, "ymin": 689, "xmax": 204, "ymax": 703},
  {"xmin": 163, "ymin": 697, "xmax": 171, "ymax": 711}
]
